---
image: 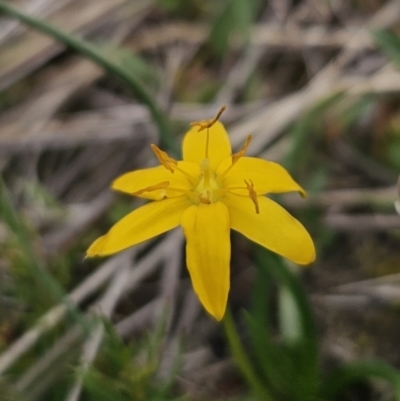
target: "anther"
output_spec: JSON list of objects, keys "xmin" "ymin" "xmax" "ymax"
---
[
  {"xmin": 232, "ymin": 135, "xmax": 252, "ymax": 165},
  {"xmin": 190, "ymin": 105, "xmax": 226, "ymax": 132},
  {"xmin": 132, "ymin": 181, "xmax": 170, "ymax": 196},
  {"xmin": 244, "ymin": 179, "xmax": 259, "ymax": 214},
  {"xmin": 198, "ymin": 191, "xmax": 211, "ymax": 204},
  {"xmin": 151, "ymin": 144, "xmax": 178, "ymax": 173},
  {"xmin": 217, "ymin": 135, "xmax": 253, "ymax": 183}
]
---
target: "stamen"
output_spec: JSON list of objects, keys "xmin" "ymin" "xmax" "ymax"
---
[
  {"xmin": 214, "ymin": 185, "xmax": 245, "ymax": 199},
  {"xmin": 164, "ymin": 187, "xmax": 198, "ymax": 203},
  {"xmin": 244, "ymin": 179, "xmax": 260, "ymax": 214},
  {"xmin": 151, "ymin": 144, "xmax": 178, "ymax": 173},
  {"xmin": 198, "ymin": 191, "xmax": 211, "ymax": 204},
  {"xmin": 151, "ymin": 144, "xmax": 198, "ymax": 185},
  {"xmin": 132, "ymin": 181, "xmax": 169, "ymax": 196},
  {"xmin": 173, "ymin": 164, "xmax": 198, "ymax": 186},
  {"xmin": 190, "ymin": 105, "xmax": 227, "ymax": 160},
  {"xmin": 190, "ymin": 105, "xmax": 226, "ymax": 132},
  {"xmin": 217, "ymin": 135, "xmax": 253, "ymax": 183},
  {"xmin": 232, "ymin": 135, "xmax": 252, "ymax": 165}
]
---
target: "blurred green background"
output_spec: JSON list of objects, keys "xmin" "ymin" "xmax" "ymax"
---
[{"xmin": 0, "ymin": 0, "xmax": 400, "ymax": 400}]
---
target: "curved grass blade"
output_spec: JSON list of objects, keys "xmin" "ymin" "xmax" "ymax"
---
[
  {"xmin": 0, "ymin": 2, "xmax": 174, "ymax": 151},
  {"xmin": 321, "ymin": 360, "xmax": 400, "ymax": 401},
  {"xmin": 223, "ymin": 308, "xmax": 274, "ymax": 401},
  {"xmin": 256, "ymin": 248, "xmax": 319, "ymax": 400},
  {"xmin": 244, "ymin": 311, "xmax": 297, "ymax": 398},
  {"xmin": 373, "ymin": 30, "xmax": 400, "ymax": 69},
  {"xmin": 0, "ymin": 176, "xmax": 90, "ymax": 333}
]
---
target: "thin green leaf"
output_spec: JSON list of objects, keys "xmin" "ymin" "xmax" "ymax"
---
[
  {"xmin": 82, "ymin": 369, "xmax": 131, "ymax": 401},
  {"xmin": 209, "ymin": 1, "xmax": 234, "ymax": 56},
  {"xmin": 0, "ymin": 2, "xmax": 174, "ymax": 151},
  {"xmin": 373, "ymin": 30, "xmax": 400, "ymax": 68},
  {"xmin": 0, "ymin": 176, "xmax": 90, "ymax": 333},
  {"xmin": 257, "ymin": 249, "xmax": 317, "ymax": 354},
  {"xmin": 223, "ymin": 308, "xmax": 274, "ymax": 401},
  {"xmin": 244, "ymin": 312, "xmax": 296, "ymax": 398},
  {"xmin": 209, "ymin": 0, "xmax": 257, "ymax": 57},
  {"xmin": 247, "ymin": 257, "xmax": 301, "ymax": 397},
  {"xmin": 250, "ymin": 255, "xmax": 272, "ymax": 330},
  {"xmin": 231, "ymin": 0, "xmax": 253, "ymax": 44},
  {"xmin": 256, "ymin": 248, "xmax": 319, "ymax": 400},
  {"xmin": 283, "ymin": 92, "xmax": 344, "ymax": 172},
  {"xmin": 278, "ymin": 284, "xmax": 303, "ymax": 346},
  {"xmin": 101, "ymin": 45, "xmax": 160, "ymax": 87},
  {"xmin": 321, "ymin": 360, "xmax": 400, "ymax": 401}
]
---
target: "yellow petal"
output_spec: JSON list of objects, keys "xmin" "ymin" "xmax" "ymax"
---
[
  {"xmin": 182, "ymin": 121, "xmax": 231, "ymax": 170},
  {"xmin": 112, "ymin": 162, "xmax": 200, "ymax": 200},
  {"xmin": 223, "ymin": 193, "xmax": 315, "ymax": 265},
  {"xmin": 87, "ymin": 196, "xmax": 190, "ymax": 257},
  {"xmin": 217, "ymin": 157, "xmax": 305, "ymax": 196},
  {"xmin": 86, "ymin": 235, "xmax": 107, "ymax": 256},
  {"xmin": 181, "ymin": 203, "xmax": 230, "ymax": 320}
]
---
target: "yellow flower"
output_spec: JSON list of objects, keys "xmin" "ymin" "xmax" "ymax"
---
[{"xmin": 87, "ymin": 108, "xmax": 315, "ymax": 320}]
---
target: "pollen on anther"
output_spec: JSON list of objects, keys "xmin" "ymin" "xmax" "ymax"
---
[
  {"xmin": 151, "ymin": 144, "xmax": 177, "ymax": 173},
  {"xmin": 190, "ymin": 105, "xmax": 226, "ymax": 132},
  {"xmin": 132, "ymin": 181, "xmax": 170, "ymax": 196},
  {"xmin": 198, "ymin": 191, "xmax": 211, "ymax": 204},
  {"xmin": 232, "ymin": 135, "xmax": 252, "ymax": 166},
  {"xmin": 244, "ymin": 179, "xmax": 259, "ymax": 214}
]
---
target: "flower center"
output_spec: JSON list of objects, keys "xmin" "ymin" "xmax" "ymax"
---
[
  {"xmin": 140, "ymin": 106, "xmax": 259, "ymax": 214},
  {"xmin": 194, "ymin": 158, "xmax": 221, "ymax": 204}
]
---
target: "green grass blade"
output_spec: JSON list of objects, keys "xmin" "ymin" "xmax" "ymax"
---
[
  {"xmin": 257, "ymin": 249, "xmax": 318, "ymax": 357},
  {"xmin": 244, "ymin": 311, "xmax": 296, "ymax": 397},
  {"xmin": 0, "ymin": 2, "xmax": 174, "ymax": 151},
  {"xmin": 321, "ymin": 360, "xmax": 400, "ymax": 401},
  {"xmin": 373, "ymin": 30, "xmax": 400, "ymax": 68},
  {"xmin": 283, "ymin": 92, "xmax": 344, "ymax": 173},
  {"xmin": 256, "ymin": 248, "xmax": 319, "ymax": 400},
  {"xmin": 223, "ymin": 308, "xmax": 274, "ymax": 401},
  {"xmin": 210, "ymin": 0, "xmax": 257, "ymax": 57},
  {"xmin": 0, "ymin": 176, "xmax": 90, "ymax": 333}
]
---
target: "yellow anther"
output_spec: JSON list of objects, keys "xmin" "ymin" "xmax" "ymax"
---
[
  {"xmin": 198, "ymin": 191, "xmax": 211, "ymax": 204},
  {"xmin": 244, "ymin": 179, "xmax": 259, "ymax": 214},
  {"xmin": 190, "ymin": 105, "xmax": 226, "ymax": 132},
  {"xmin": 163, "ymin": 186, "xmax": 198, "ymax": 203},
  {"xmin": 151, "ymin": 144, "xmax": 178, "ymax": 173},
  {"xmin": 190, "ymin": 106, "xmax": 227, "ymax": 159},
  {"xmin": 232, "ymin": 135, "xmax": 252, "ymax": 165},
  {"xmin": 132, "ymin": 181, "xmax": 169, "ymax": 196},
  {"xmin": 216, "ymin": 135, "xmax": 253, "ymax": 184}
]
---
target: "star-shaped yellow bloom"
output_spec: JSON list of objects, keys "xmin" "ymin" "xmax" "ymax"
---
[{"xmin": 87, "ymin": 109, "xmax": 315, "ymax": 320}]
